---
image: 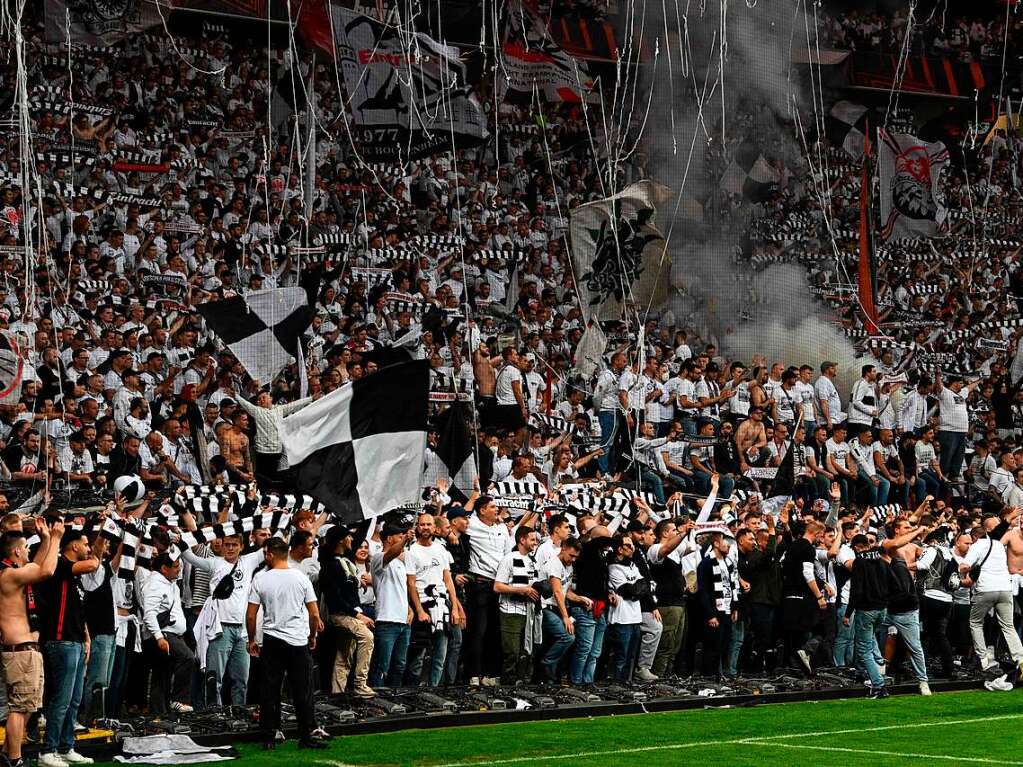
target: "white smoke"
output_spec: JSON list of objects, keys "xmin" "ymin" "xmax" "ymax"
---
[{"xmin": 631, "ymin": 1, "xmax": 867, "ymax": 379}]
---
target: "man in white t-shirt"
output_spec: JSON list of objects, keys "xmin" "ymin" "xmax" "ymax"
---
[
  {"xmin": 245, "ymin": 537, "xmax": 326, "ymax": 750},
  {"xmin": 368, "ymin": 524, "xmax": 413, "ymax": 688},
  {"xmin": 815, "ymin": 361, "xmax": 846, "ymax": 428},
  {"xmin": 959, "ymin": 515, "xmax": 1023, "ymax": 676},
  {"xmin": 538, "ymin": 537, "xmax": 588, "ymax": 681},
  {"xmin": 182, "ymin": 498, "xmax": 268, "ymax": 708},
  {"xmin": 405, "ymin": 513, "xmax": 464, "ymax": 687}
]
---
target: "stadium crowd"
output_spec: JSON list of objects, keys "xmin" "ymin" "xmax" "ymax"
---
[{"xmin": 0, "ymin": 6, "xmax": 1022, "ymax": 766}]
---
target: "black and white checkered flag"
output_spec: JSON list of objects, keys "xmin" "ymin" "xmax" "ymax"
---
[
  {"xmin": 278, "ymin": 359, "xmax": 430, "ymax": 522},
  {"xmin": 196, "ymin": 287, "xmax": 314, "ymax": 385}
]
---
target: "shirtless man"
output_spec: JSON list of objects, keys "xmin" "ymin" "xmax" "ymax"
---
[
  {"xmin": 0, "ymin": 518, "xmax": 62, "ymax": 767},
  {"xmin": 220, "ymin": 412, "xmax": 253, "ymax": 483},
  {"xmin": 735, "ymin": 406, "xmax": 768, "ymax": 470}
]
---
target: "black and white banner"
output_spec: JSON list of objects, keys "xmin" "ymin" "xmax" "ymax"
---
[
  {"xmin": 278, "ymin": 359, "xmax": 430, "ymax": 522},
  {"xmin": 44, "ymin": 0, "xmax": 163, "ymax": 45},
  {"xmin": 331, "ymin": 8, "xmax": 488, "ymax": 162}
]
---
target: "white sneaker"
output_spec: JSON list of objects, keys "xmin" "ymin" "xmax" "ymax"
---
[
  {"xmin": 634, "ymin": 668, "xmax": 659, "ymax": 682},
  {"xmin": 985, "ymin": 676, "xmax": 1014, "ymax": 692},
  {"xmin": 468, "ymin": 676, "xmax": 481, "ymax": 687},
  {"xmin": 38, "ymin": 754, "xmax": 69, "ymax": 767},
  {"xmin": 481, "ymin": 677, "xmax": 500, "ymax": 687},
  {"xmin": 170, "ymin": 701, "xmax": 194, "ymax": 714},
  {"xmin": 918, "ymin": 681, "xmax": 932, "ymax": 696},
  {"xmin": 61, "ymin": 751, "xmax": 95, "ymax": 765}
]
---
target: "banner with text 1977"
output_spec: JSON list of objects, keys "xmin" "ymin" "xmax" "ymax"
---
[{"xmin": 331, "ymin": 8, "xmax": 488, "ymax": 163}]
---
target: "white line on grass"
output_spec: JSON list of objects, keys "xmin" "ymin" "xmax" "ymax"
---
[
  {"xmin": 422, "ymin": 712, "xmax": 1023, "ymax": 767},
  {"xmin": 757, "ymin": 742, "xmax": 1023, "ymax": 765}
]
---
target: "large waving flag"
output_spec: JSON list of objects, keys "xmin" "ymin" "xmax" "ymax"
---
[
  {"xmin": 278, "ymin": 360, "xmax": 430, "ymax": 522},
  {"xmin": 196, "ymin": 287, "xmax": 314, "ymax": 385},
  {"xmin": 570, "ymin": 180, "xmax": 671, "ymax": 321},
  {"xmin": 878, "ymin": 130, "xmax": 950, "ymax": 241}
]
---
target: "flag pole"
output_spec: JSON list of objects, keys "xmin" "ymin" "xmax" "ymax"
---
[{"xmin": 858, "ymin": 119, "xmax": 879, "ymax": 335}]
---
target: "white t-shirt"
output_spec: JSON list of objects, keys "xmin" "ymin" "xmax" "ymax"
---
[
  {"xmin": 825, "ymin": 438, "xmax": 851, "ymax": 473},
  {"xmin": 467, "ymin": 514, "xmax": 513, "ymax": 579},
  {"xmin": 405, "ymin": 541, "xmax": 451, "ymax": 601},
  {"xmin": 815, "ymin": 375, "xmax": 846, "ymax": 424},
  {"xmin": 495, "ymin": 364, "xmax": 524, "ymax": 406},
  {"xmin": 963, "ymin": 537, "xmax": 1012, "ymax": 593},
  {"xmin": 248, "ymin": 567, "xmax": 316, "ymax": 646},
  {"xmin": 370, "ymin": 552, "xmax": 410, "ymax": 623},
  {"xmin": 540, "ymin": 555, "xmax": 573, "ymax": 609}
]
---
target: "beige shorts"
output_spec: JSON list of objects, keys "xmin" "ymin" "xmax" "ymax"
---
[{"xmin": 1, "ymin": 649, "xmax": 44, "ymax": 713}]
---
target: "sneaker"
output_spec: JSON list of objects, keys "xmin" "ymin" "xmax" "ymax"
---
[
  {"xmin": 169, "ymin": 702, "xmax": 193, "ymax": 714},
  {"xmin": 481, "ymin": 677, "xmax": 500, "ymax": 687},
  {"xmin": 796, "ymin": 650, "xmax": 813, "ymax": 675},
  {"xmin": 310, "ymin": 728, "xmax": 330, "ymax": 740},
  {"xmin": 72, "ymin": 723, "xmax": 87, "ymax": 734},
  {"xmin": 867, "ymin": 685, "xmax": 890, "ymax": 700},
  {"xmin": 274, "ymin": 730, "xmax": 286, "ymax": 744},
  {"xmin": 985, "ymin": 676, "xmax": 1014, "ymax": 692},
  {"xmin": 352, "ymin": 685, "xmax": 376, "ymax": 699},
  {"xmin": 38, "ymin": 754, "xmax": 69, "ymax": 767},
  {"xmin": 60, "ymin": 752, "xmax": 93, "ymax": 766},
  {"xmin": 468, "ymin": 676, "xmax": 481, "ymax": 687},
  {"xmin": 634, "ymin": 668, "xmax": 659, "ymax": 682},
  {"xmin": 918, "ymin": 681, "xmax": 932, "ymax": 697}
]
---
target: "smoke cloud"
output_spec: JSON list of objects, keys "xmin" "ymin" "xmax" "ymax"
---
[{"xmin": 626, "ymin": 0, "xmax": 866, "ymax": 383}]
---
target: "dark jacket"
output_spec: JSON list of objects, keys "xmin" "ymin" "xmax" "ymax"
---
[
  {"xmin": 846, "ymin": 547, "xmax": 889, "ymax": 617},
  {"xmin": 320, "ymin": 556, "xmax": 362, "ymax": 618}
]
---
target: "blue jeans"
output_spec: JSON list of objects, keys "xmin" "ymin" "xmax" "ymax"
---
[
  {"xmin": 858, "ymin": 469, "xmax": 890, "ymax": 506},
  {"xmin": 206, "ymin": 624, "xmax": 250, "ymax": 707},
  {"xmin": 541, "ymin": 609, "xmax": 576, "ymax": 677},
  {"xmin": 568, "ymin": 606, "xmax": 606, "ymax": 684},
  {"xmin": 598, "ymin": 411, "xmax": 617, "ymax": 474},
  {"xmin": 680, "ymin": 417, "xmax": 698, "ymax": 437},
  {"xmin": 405, "ymin": 624, "xmax": 449, "ymax": 687},
  {"xmin": 726, "ymin": 615, "xmax": 746, "ymax": 676},
  {"xmin": 606, "ymin": 623, "xmax": 641, "ymax": 681},
  {"xmin": 833, "ymin": 604, "xmax": 855, "ymax": 666},
  {"xmin": 369, "ymin": 622, "xmax": 410, "ymax": 688},
  {"xmin": 917, "ymin": 469, "xmax": 941, "ymax": 500},
  {"xmin": 853, "ymin": 608, "xmax": 887, "ymax": 688},
  {"xmin": 79, "ymin": 633, "xmax": 115, "ymax": 722},
  {"xmin": 443, "ymin": 625, "xmax": 462, "ymax": 685},
  {"xmin": 637, "ymin": 466, "xmax": 665, "ymax": 503},
  {"xmin": 694, "ymin": 470, "xmax": 735, "ymax": 499},
  {"xmin": 937, "ymin": 430, "xmax": 967, "ymax": 481},
  {"xmin": 887, "ymin": 610, "xmax": 928, "ymax": 682},
  {"xmin": 43, "ymin": 641, "xmax": 86, "ymax": 755}
]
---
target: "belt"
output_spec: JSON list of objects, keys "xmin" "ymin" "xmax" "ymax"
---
[
  {"xmin": 466, "ymin": 574, "xmax": 495, "ymax": 584},
  {"xmin": 1, "ymin": 642, "xmax": 39, "ymax": 653},
  {"xmin": 221, "ymin": 622, "xmax": 243, "ymax": 627}
]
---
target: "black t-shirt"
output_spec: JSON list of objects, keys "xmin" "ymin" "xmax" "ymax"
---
[
  {"xmin": 83, "ymin": 562, "xmax": 116, "ymax": 636},
  {"xmin": 573, "ymin": 536, "xmax": 612, "ymax": 601},
  {"xmin": 37, "ymin": 556, "xmax": 87, "ymax": 643},
  {"xmin": 781, "ymin": 537, "xmax": 817, "ymax": 599}
]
